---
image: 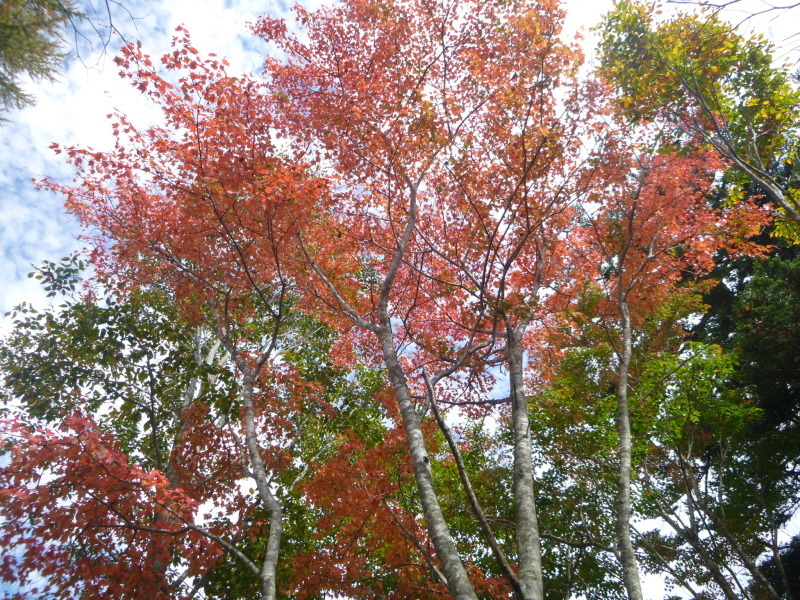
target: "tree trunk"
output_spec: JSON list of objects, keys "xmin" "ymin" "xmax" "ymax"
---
[
  {"xmin": 657, "ymin": 506, "xmax": 741, "ymax": 600},
  {"xmin": 615, "ymin": 302, "xmax": 644, "ymax": 600},
  {"xmin": 241, "ymin": 375, "xmax": 283, "ymax": 600},
  {"xmin": 507, "ymin": 330, "xmax": 544, "ymax": 600},
  {"xmin": 380, "ymin": 332, "xmax": 479, "ymax": 600}
]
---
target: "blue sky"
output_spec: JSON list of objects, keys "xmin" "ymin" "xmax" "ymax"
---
[{"xmin": 0, "ymin": 0, "xmax": 278, "ymax": 319}]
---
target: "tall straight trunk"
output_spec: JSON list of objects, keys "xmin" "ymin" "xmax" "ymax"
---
[
  {"xmin": 371, "ymin": 181, "xmax": 476, "ymax": 599},
  {"xmin": 380, "ymin": 332, "xmax": 479, "ymax": 600},
  {"xmin": 770, "ymin": 523, "xmax": 794, "ymax": 600},
  {"xmin": 615, "ymin": 302, "xmax": 644, "ymax": 600},
  {"xmin": 241, "ymin": 375, "xmax": 284, "ymax": 600},
  {"xmin": 506, "ymin": 330, "xmax": 544, "ymax": 600},
  {"xmin": 308, "ymin": 180, "xmax": 476, "ymax": 598}
]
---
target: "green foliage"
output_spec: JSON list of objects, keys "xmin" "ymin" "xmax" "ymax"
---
[
  {"xmin": 694, "ymin": 247, "xmax": 800, "ymax": 574},
  {"xmin": 525, "ymin": 364, "xmax": 623, "ymax": 599},
  {"xmin": 197, "ymin": 312, "xmax": 392, "ymax": 600},
  {"xmin": 612, "ymin": 244, "xmax": 800, "ymax": 596},
  {"xmin": 599, "ymin": 1, "xmax": 800, "ymax": 155},
  {"xmin": 1, "ymin": 256, "xmax": 223, "ymax": 467},
  {"xmin": 634, "ymin": 342, "xmax": 757, "ymax": 449},
  {"xmin": 697, "ymin": 248, "xmax": 800, "ymax": 427},
  {"xmin": 730, "ymin": 253, "xmax": 800, "ymax": 425},
  {"xmin": 598, "ymin": 0, "xmax": 800, "ymax": 239},
  {"xmin": 282, "ymin": 318, "xmax": 388, "ymax": 452},
  {"xmin": 0, "ymin": 0, "xmax": 79, "ymax": 114},
  {"xmin": 531, "ymin": 265, "xmax": 781, "ymax": 597}
]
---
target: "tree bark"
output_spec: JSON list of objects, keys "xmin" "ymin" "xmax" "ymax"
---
[
  {"xmin": 306, "ymin": 177, "xmax": 477, "ymax": 599},
  {"xmin": 240, "ymin": 375, "xmax": 283, "ymax": 600},
  {"xmin": 507, "ymin": 330, "xmax": 544, "ymax": 600},
  {"xmin": 656, "ymin": 505, "xmax": 741, "ymax": 600},
  {"xmin": 425, "ymin": 369, "xmax": 524, "ymax": 597},
  {"xmin": 380, "ymin": 335, "xmax": 479, "ymax": 600},
  {"xmin": 615, "ymin": 301, "xmax": 644, "ymax": 600}
]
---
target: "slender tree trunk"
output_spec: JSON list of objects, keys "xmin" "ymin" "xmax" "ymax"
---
[
  {"xmin": 380, "ymin": 332, "xmax": 479, "ymax": 600},
  {"xmin": 657, "ymin": 506, "xmax": 741, "ymax": 600},
  {"xmin": 239, "ymin": 375, "xmax": 284, "ymax": 600},
  {"xmin": 615, "ymin": 302, "xmax": 644, "ymax": 600},
  {"xmin": 770, "ymin": 524, "xmax": 794, "ymax": 600},
  {"xmin": 680, "ymin": 459, "xmax": 783, "ymax": 600},
  {"xmin": 308, "ymin": 179, "xmax": 476, "ymax": 598},
  {"xmin": 426, "ymin": 369, "xmax": 524, "ymax": 596},
  {"xmin": 507, "ymin": 330, "xmax": 544, "ymax": 600}
]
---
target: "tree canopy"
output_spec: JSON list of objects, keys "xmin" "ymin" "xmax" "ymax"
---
[{"xmin": 1, "ymin": 0, "xmax": 798, "ymax": 599}]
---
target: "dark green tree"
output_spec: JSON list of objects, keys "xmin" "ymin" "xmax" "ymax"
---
[
  {"xmin": 0, "ymin": 0, "xmax": 79, "ymax": 114},
  {"xmin": 692, "ymin": 244, "xmax": 800, "ymax": 600}
]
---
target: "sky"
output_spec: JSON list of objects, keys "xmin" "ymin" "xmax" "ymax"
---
[
  {"xmin": 2, "ymin": 0, "xmax": 797, "ymax": 317},
  {"xmin": 0, "ymin": 0, "xmax": 274, "ymax": 317},
  {"xmin": 0, "ymin": 1, "xmax": 798, "ymax": 596},
  {"xmin": 0, "ymin": 0, "xmax": 622, "ymax": 319}
]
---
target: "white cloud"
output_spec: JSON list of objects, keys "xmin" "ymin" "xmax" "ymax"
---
[{"xmin": 0, "ymin": 0, "xmax": 273, "ymax": 316}]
